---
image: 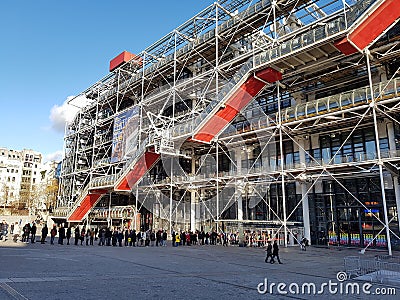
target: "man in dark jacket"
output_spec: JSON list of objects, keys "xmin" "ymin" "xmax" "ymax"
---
[
  {"xmin": 30, "ymin": 222, "xmax": 37, "ymax": 243},
  {"xmin": 41, "ymin": 224, "xmax": 48, "ymax": 244},
  {"xmin": 66, "ymin": 227, "xmax": 72, "ymax": 245},
  {"xmin": 265, "ymin": 241, "xmax": 273, "ymax": 263},
  {"xmin": 162, "ymin": 230, "xmax": 167, "ymax": 247},
  {"xmin": 272, "ymin": 240, "xmax": 283, "ymax": 264},
  {"xmin": 58, "ymin": 225, "xmax": 65, "ymax": 245},
  {"xmin": 74, "ymin": 226, "xmax": 80, "ymax": 245}
]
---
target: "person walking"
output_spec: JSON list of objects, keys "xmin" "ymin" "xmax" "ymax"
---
[
  {"xmin": 265, "ymin": 240, "xmax": 273, "ymax": 263},
  {"xmin": 41, "ymin": 224, "xmax": 48, "ymax": 244},
  {"xmin": 272, "ymin": 240, "xmax": 283, "ymax": 264},
  {"xmin": 74, "ymin": 226, "xmax": 80, "ymax": 245}
]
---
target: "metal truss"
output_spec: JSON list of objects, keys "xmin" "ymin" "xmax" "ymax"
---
[{"xmin": 57, "ymin": 0, "xmax": 400, "ymax": 254}]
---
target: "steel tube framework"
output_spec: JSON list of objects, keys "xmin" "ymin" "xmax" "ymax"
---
[{"xmin": 55, "ymin": 0, "xmax": 400, "ymax": 254}]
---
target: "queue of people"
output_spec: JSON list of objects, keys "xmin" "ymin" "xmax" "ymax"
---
[
  {"xmin": 2, "ymin": 220, "xmax": 296, "ymax": 266},
  {"xmin": 2, "ymin": 220, "xmax": 301, "ymax": 265}
]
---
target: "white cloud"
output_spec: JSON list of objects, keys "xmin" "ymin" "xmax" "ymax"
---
[
  {"xmin": 44, "ymin": 150, "xmax": 63, "ymax": 163},
  {"xmin": 49, "ymin": 95, "xmax": 92, "ymax": 132}
]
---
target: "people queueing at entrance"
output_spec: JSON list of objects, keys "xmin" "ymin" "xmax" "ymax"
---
[{"xmin": 15, "ymin": 224, "xmax": 281, "ymax": 253}]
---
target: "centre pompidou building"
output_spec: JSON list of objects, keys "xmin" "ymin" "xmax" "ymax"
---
[{"xmin": 55, "ymin": 0, "xmax": 400, "ymax": 253}]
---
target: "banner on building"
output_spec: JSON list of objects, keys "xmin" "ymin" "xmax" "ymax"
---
[{"xmin": 111, "ymin": 106, "xmax": 139, "ymax": 163}]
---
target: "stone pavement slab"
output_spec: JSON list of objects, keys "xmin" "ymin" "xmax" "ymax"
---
[{"xmin": 0, "ymin": 238, "xmax": 398, "ymax": 299}]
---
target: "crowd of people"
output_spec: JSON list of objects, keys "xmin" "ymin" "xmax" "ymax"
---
[
  {"xmin": 2, "ymin": 220, "xmax": 245, "ymax": 248},
  {"xmin": 2, "ymin": 220, "xmax": 299, "ymax": 263}
]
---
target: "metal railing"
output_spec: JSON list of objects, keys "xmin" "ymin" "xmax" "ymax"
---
[
  {"xmin": 344, "ymin": 255, "xmax": 400, "ymax": 285},
  {"xmin": 221, "ymin": 78, "xmax": 400, "ymax": 138}
]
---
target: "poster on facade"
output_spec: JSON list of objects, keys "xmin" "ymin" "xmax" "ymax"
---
[{"xmin": 111, "ymin": 106, "xmax": 139, "ymax": 163}]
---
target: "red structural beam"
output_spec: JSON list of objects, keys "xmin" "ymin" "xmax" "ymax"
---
[
  {"xmin": 193, "ymin": 68, "xmax": 281, "ymax": 143},
  {"xmin": 68, "ymin": 190, "xmax": 107, "ymax": 222},
  {"xmin": 116, "ymin": 152, "xmax": 160, "ymax": 191},
  {"xmin": 335, "ymin": 0, "xmax": 400, "ymax": 55}
]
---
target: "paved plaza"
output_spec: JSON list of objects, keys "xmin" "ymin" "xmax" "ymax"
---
[{"xmin": 0, "ymin": 237, "xmax": 398, "ymax": 300}]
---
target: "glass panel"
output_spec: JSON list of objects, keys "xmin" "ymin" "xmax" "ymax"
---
[
  {"xmin": 341, "ymin": 94, "xmax": 352, "ymax": 107},
  {"xmin": 302, "ymin": 32, "xmax": 313, "ymax": 46},
  {"xmin": 281, "ymin": 41, "xmax": 291, "ymax": 55},
  {"xmin": 314, "ymin": 27, "xmax": 326, "ymax": 41},
  {"xmin": 296, "ymin": 104, "xmax": 306, "ymax": 118},
  {"xmin": 292, "ymin": 37, "xmax": 301, "ymax": 50},
  {"xmin": 317, "ymin": 99, "xmax": 327, "ymax": 113},
  {"xmin": 306, "ymin": 103, "xmax": 317, "ymax": 116}
]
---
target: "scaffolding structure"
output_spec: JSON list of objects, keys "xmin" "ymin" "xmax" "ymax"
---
[{"xmin": 56, "ymin": 0, "xmax": 400, "ymax": 254}]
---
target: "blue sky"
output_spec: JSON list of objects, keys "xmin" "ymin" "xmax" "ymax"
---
[{"xmin": 0, "ymin": 0, "xmax": 212, "ymax": 161}]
